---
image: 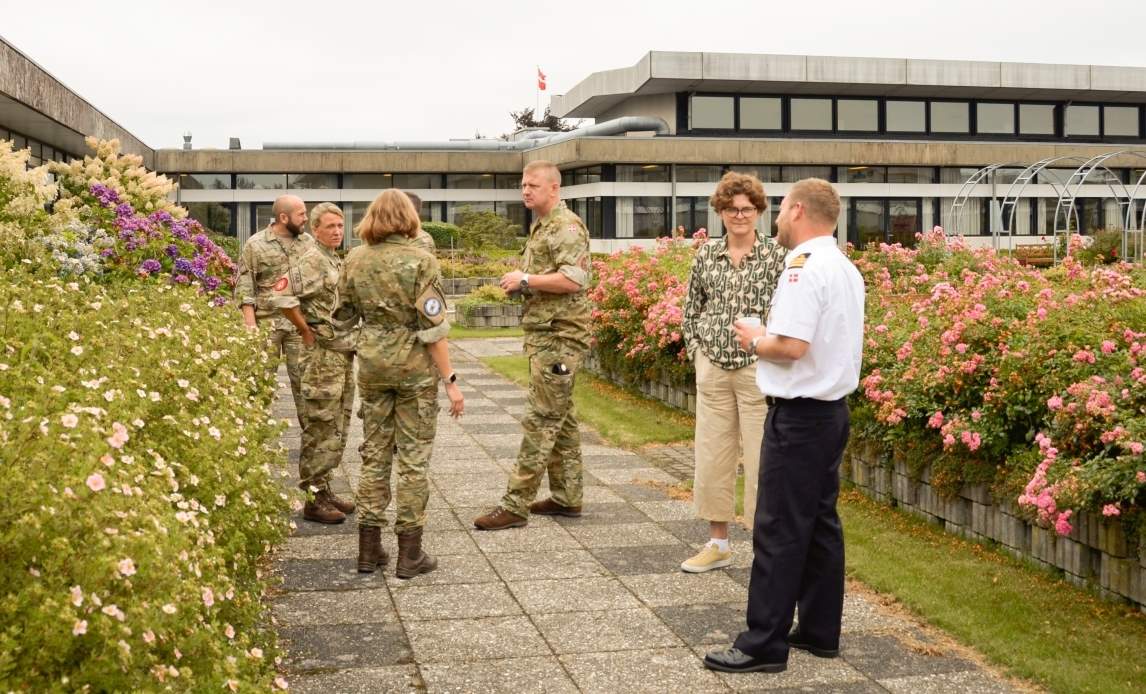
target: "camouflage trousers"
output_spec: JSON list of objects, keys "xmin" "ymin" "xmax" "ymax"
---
[
  {"xmin": 267, "ymin": 326, "xmax": 305, "ymax": 428},
  {"xmin": 500, "ymin": 353, "xmax": 583, "ymax": 518},
  {"xmin": 356, "ymin": 382, "xmax": 439, "ymax": 533},
  {"xmin": 298, "ymin": 343, "xmax": 355, "ymax": 491}
]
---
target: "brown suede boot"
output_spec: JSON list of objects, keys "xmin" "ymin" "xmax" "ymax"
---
[
  {"xmin": 357, "ymin": 526, "xmax": 388, "ymax": 573},
  {"xmin": 303, "ymin": 493, "xmax": 346, "ymax": 524},
  {"xmin": 473, "ymin": 507, "xmax": 528, "ymax": 531},
  {"xmin": 395, "ymin": 528, "xmax": 437, "ymax": 579},
  {"xmin": 529, "ymin": 497, "xmax": 582, "ymax": 517},
  {"xmin": 320, "ymin": 488, "xmax": 356, "ymax": 515}
]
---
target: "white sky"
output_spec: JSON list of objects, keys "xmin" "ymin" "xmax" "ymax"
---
[{"xmin": 7, "ymin": 0, "xmax": 1146, "ymax": 149}]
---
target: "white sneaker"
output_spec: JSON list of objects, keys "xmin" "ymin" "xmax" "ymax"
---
[{"xmin": 680, "ymin": 543, "xmax": 732, "ymax": 573}]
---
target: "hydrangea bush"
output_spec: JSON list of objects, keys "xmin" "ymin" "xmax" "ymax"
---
[{"xmin": 1, "ymin": 138, "xmax": 289, "ymax": 690}]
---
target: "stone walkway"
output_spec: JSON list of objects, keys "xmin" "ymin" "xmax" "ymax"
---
[{"xmin": 271, "ymin": 338, "xmax": 1022, "ymax": 693}]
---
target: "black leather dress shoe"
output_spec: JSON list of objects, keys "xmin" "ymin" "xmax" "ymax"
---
[
  {"xmin": 788, "ymin": 630, "xmax": 839, "ymax": 658},
  {"xmin": 703, "ymin": 647, "xmax": 787, "ymax": 673}
]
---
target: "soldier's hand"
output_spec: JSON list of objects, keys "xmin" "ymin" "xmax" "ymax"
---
[
  {"xmin": 499, "ymin": 270, "xmax": 525, "ymax": 293},
  {"xmin": 445, "ymin": 382, "xmax": 464, "ymax": 418},
  {"xmin": 301, "ymin": 328, "xmax": 316, "ymax": 347}
]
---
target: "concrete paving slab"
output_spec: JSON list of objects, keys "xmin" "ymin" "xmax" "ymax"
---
[{"xmin": 534, "ymin": 607, "xmax": 683, "ymax": 654}]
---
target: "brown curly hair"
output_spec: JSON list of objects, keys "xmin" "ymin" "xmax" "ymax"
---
[{"xmin": 709, "ymin": 171, "xmax": 767, "ymax": 213}]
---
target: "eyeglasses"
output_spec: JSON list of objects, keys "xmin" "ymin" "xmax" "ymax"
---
[{"xmin": 722, "ymin": 206, "xmax": 759, "ymax": 218}]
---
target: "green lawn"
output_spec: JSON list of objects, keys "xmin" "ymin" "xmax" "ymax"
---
[
  {"xmin": 479, "ymin": 355, "xmax": 693, "ymax": 448},
  {"xmin": 449, "ymin": 325, "xmax": 524, "ymax": 339},
  {"xmin": 840, "ymin": 489, "xmax": 1146, "ymax": 694}
]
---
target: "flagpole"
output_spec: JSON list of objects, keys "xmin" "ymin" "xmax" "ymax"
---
[{"xmin": 535, "ymin": 65, "xmax": 540, "ymax": 120}]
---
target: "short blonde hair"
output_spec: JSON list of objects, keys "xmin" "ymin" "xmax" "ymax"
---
[
  {"xmin": 356, "ymin": 189, "xmax": 420, "ymax": 244},
  {"xmin": 787, "ymin": 178, "xmax": 840, "ymax": 226},
  {"xmin": 523, "ymin": 160, "xmax": 560, "ymax": 184},
  {"xmin": 710, "ymin": 171, "xmax": 767, "ymax": 213},
  {"xmin": 309, "ymin": 202, "xmax": 343, "ymax": 230}
]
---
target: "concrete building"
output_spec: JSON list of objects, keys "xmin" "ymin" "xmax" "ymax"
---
[{"xmin": 4, "ymin": 40, "xmax": 1146, "ymax": 252}]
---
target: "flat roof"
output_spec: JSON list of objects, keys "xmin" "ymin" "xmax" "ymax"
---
[{"xmin": 552, "ymin": 51, "xmax": 1146, "ymax": 119}]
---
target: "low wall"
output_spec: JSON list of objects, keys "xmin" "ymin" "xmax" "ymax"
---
[
  {"xmin": 442, "ymin": 277, "xmax": 499, "ymax": 296},
  {"xmin": 584, "ymin": 349, "xmax": 697, "ymax": 414},
  {"xmin": 846, "ymin": 441, "xmax": 1146, "ymax": 610},
  {"xmin": 457, "ymin": 303, "xmax": 522, "ymax": 328}
]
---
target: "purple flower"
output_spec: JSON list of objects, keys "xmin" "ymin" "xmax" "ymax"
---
[
  {"xmin": 100, "ymin": 248, "xmax": 116, "ymax": 258},
  {"xmin": 114, "ymin": 203, "xmax": 134, "ymax": 218},
  {"xmin": 211, "ymin": 296, "xmax": 228, "ymax": 307},
  {"xmin": 165, "ymin": 244, "xmax": 180, "ymax": 259},
  {"xmin": 148, "ymin": 210, "xmax": 174, "ymax": 225},
  {"xmin": 138, "ymin": 259, "xmax": 162, "ymax": 275},
  {"xmin": 204, "ymin": 275, "xmax": 221, "ymax": 291},
  {"xmin": 89, "ymin": 183, "xmax": 120, "ymax": 207},
  {"xmin": 170, "ymin": 219, "xmax": 192, "ymax": 241},
  {"xmin": 193, "ymin": 233, "xmax": 210, "ymax": 249},
  {"xmin": 174, "ymin": 258, "xmax": 193, "ymax": 274},
  {"xmin": 172, "ymin": 274, "xmax": 191, "ymax": 285}
]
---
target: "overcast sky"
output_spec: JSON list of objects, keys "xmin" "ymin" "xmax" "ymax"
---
[{"xmin": 7, "ymin": 0, "xmax": 1146, "ymax": 150}]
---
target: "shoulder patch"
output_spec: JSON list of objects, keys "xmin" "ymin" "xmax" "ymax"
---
[
  {"xmin": 273, "ymin": 275, "xmax": 289, "ymax": 292},
  {"xmin": 567, "ymin": 224, "xmax": 580, "ymax": 234},
  {"xmin": 415, "ymin": 285, "xmax": 447, "ymax": 326},
  {"xmin": 787, "ymin": 252, "xmax": 811, "ymax": 270}
]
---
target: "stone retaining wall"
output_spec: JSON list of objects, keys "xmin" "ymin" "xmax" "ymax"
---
[
  {"xmin": 442, "ymin": 277, "xmax": 498, "ymax": 296},
  {"xmin": 456, "ymin": 303, "xmax": 523, "ymax": 328},
  {"xmin": 584, "ymin": 350, "xmax": 697, "ymax": 414},
  {"xmin": 846, "ymin": 441, "xmax": 1146, "ymax": 610}
]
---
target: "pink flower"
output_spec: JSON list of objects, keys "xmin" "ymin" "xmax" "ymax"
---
[
  {"xmin": 960, "ymin": 430, "xmax": 982, "ymax": 452},
  {"xmin": 1102, "ymin": 504, "xmax": 1121, "ymax": 517},
  {"xmin": 61, "ymin": 413, "xmax": 79, "ymax": 429},
  {"xmin": 86, "ymin": 473, "xmax": 106, "ymax": 492},
  {"xmin": 927, "ymin": 411, "xmax": 944, "ymax": 429},
  {"xmin": 73, "ymin": 620, "xmax": 87, "ymax": 636},
  {"xmin": 224, "ymin": 623, "xmax": 235, "ymax": 639},
  {"xmin": 1128, "ymin": 442, "xmax": 1143, "ymax": 456},
  {"xmin": 1072, "ymin": 349, "xmax": 1096, "ymax": 364},
  {"xmin": 106, "ymin": 421, "xmax": 129, "ymax": 449},
  {"xmin": 1047, "ymin": 395, "xmax": 1063, "ymax": 410},
  {"xmin": 70, "ymin": 585, "xmax": 83, "ymax": 607},
  {"xmin": 202, "ymin": 587, "xmax": 215, "ymax": 608},
  {"xmin": 1054, "ymin": 510, "xmax": 1073, "ymax": 536},
  {"xmin": 955, "ymin": 343, "xmax": 968, "ymax": 354},
  {"xmin": 1137, "ymin": 471, "xmax": 1146, "ymax": 483},
  {"xmin": 971, "ymin": 410, "xmax": 982, "ymax": 422},
  {"xmin": 117, "ymin": 558, "xmax": 136, "ymax": 577},
  {"xmin": 1101, "ymin": 340, "xmax": 1117, "ymax": 354}
]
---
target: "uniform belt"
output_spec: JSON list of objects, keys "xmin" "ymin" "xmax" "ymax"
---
[{"xmin": 764, "ymin": 395, "xmax": 844, "ymax": 408}]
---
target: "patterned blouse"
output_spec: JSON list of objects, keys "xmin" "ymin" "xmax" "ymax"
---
[{"xmin": 682, "ymin": 232, "xmax": 788, "ymax": 370}]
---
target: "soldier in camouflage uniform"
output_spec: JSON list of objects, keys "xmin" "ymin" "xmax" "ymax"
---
[
  {"xmin": 272, "ymin": 202, "xmax": 358, "ymax": 524},
  {"xmin": 405, "ymin": 192, "xmax": 438, "ymax": 254},
  {"xmin": 474, "ymin": 161, "xmax": 592, "ymax": 531},
  {"xmin": 337, "ymin": 190, "xmax": 464, "ymax": 578},
  {"xmin": 236, "ymin": 194, "xmax": 315, "ymax": 428}
]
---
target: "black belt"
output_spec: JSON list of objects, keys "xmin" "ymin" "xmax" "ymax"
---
[{"xmin": 765, "ymin": 395, "xmax": 845, "ymax": 408}]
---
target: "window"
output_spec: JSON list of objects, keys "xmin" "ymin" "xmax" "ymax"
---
[
  {"xmin": 287, "ymin": 173, "xmax": 337, "ymax": 189},
  {"xmin": 728, "ymin": 165, "xmax": 781, "ymax": 182},
  {"xmin": 837, "ymin": 100, "xmax": 878, "ymax": 131},
  {"xmin": 179, "ymin": 173, "xmax": 232, "ymax": 190},
  {"xmin": 1019, "ymin": 104, "xmax": 1055, "ymax": 135},
  {"xmin": 852, "ymin": 199, "xmax": 885, "ymax": 250},
  {"xmin": 445, "ymin": 173, "xmax": 495, "ymax": 189},
  {"xmin": 889, "ymin": 200, "xmax": 920, "ymax": 246},
  {"xmin": 790, "ymin": 98, "xmax": 832, "ymax": 130},
  {"xmin": 254, "ymin": 203, "xmax": 275, "ymax": 231},
  {"xmin": 445, "ymin": 202, "xmax": 495, "ymax": 225},
  {"xmin": 740, "ymin": 97, "xmax": 782, "ymax": 130},
  {"xmin": 568, "ymin": 197, "xmax": 603, "ymax": 236},
  {"xmin": 676, "ymin": 165, "xmax": 724, "ymax": 182},
  {"xmin": 236, "ymin": 174, "xmax": 286, "ymax": 189},
  {"xmin": 780, "ymin": 166, "xmax": 832, "ymax": 182},
  {"xmin": 392, "ymin": 173, "xmax": 441, "ymax": 189},
  {"xmin": 977, "ymin": 103, "xmax": 1015, "ymax": 135},
  {"xmin": 940, "ymin": 167, "xmax": 983, "ymax": 184},
  {"xmin": 675, "ymin": 196, "xmax": 720, "ymax": 237},
  {"xmin": 887, "ymin": 167, "xmax": 936, "ymax": 184},
  {"xmin": 931, "ymin": 102, "xmax": 969, "ymax": 133},
  {"xmin": 184, "ymin": 202, "xmax": 235, "ymax": 236},
  {"xmin": 495, "ymin": 173, "xmax": 521, "ymax": 189},
  {"xmin": 1065, "ymin": 105, "xmax": 1099, "ymax": 136},
  {"xmin": 690, "ymin": 96, "xmax": 734, "ymax": 129},
  {"xmin": 343, "ymin": 173, "xmax": 392, "ymax": 189},
  {"xmin": 1104, "ymin": 106, "xmax": 1140, "ymax": 137},
  {"xmin": 615, "ymin": 197, "xmax": 669, "ymax": 238},
  {"xmin": 839, "ymin": 166, "xmax": 885, "ymax": 183},
  {"xmin": 562, "ymin": 166, "xmax": 602, "ymax": 186},
  {"xmin": 616, "ymin": 164, "xmax": 670, "ymax": 182}
]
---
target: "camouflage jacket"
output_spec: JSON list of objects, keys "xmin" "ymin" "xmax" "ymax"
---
[
  {"xmin": 235, "ymin": 226, "xmax": 316, "ymax": 330},
  {"xmin": 520, "ymin": 201, "xmax": 592, "ymax": 358},
  {"xmin": 413, "ymin": 228, "xmax": 436, "ymax": 254},
  {"xmin": 335, "ymin": 235, "xmax": 450, "ymax": 389},
  {"xmin": 269, "ymin": 243, "xmax": 358, "ymax": 353}
]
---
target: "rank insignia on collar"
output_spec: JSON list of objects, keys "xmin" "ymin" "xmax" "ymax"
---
[{"xmin": 787, "ymin": 252, "xmax": 810, "ymax": 270}]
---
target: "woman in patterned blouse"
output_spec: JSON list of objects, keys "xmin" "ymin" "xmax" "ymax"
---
[{"xmin": 680, "ymin": 171, "xmax": 787, "ymax": 574}]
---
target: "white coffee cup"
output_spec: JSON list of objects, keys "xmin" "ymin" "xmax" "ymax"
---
[{"xmin": 735, "ymin": 316, "xmax": 762, "ymax": 330}]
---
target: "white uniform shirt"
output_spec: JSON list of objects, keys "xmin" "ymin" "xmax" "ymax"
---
[{"xmin": 755, "ymin": 235, "xmax": 865, "ymax": 401}]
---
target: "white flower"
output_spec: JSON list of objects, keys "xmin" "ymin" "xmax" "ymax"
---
[
  {"xmin": 176, "ymin": 379, "xmax": 189, "ymax": 389},
  {"xmin": 70, "ymin": 585, "xmax": 83, "ymax": 606},
  {"xmin": 143, "ymin": 630, "xmax": 156, "ymax": 644},
  {"xmin": 201, "ymin": 587, "xmax": 215, "ymax": 608},
  {"xmin": 208, "ymin": 427, "xmax": 221, "ymax": 440},
  {"xmin": 61, "ymin": 414, "xmax": 79, "ymax": 428},
  {"xmin": 101, "ymin": 604, "xmax": 125, "ymax": 621},
  {"xmin": 70, "ymin": 346, "xmax": 83, "ymax": 356},
  {"xmin": 117, "ymin": 558, "xmax": 136, "ymax": 577},
  {"xmin": 73, "ymin": 620, "xmax": 87, "ymax": 636},
  {"xmin": 162, "ymin": 603, "xmax": 176, "ymax": 614},
  {"xmin": 67, "ymin": 331, "xmax": 80, "ymax": 341},
  {"xmin": 224, "ymin": 623, "xmax": 235, "ymax": 639},
  {"xmin": 86, "ymin": 473, "xmax": 106, "ymax": 492}
]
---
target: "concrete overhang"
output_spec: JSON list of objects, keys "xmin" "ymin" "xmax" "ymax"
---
[
  {"xmin": 552, "ymin": 51, "xmax": 1146, "ymax": 119},
  {"xmin": 156, "ymin": 149, "xmax": 526, "ymax": 174},
  {"xmin": 0, "ymin": 36, "xmax": 152, "ymax": 165}
]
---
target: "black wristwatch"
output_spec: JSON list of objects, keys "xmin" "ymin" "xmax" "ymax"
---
[
  {"xmin": 520, "ymin": 273, "xmax": 530, "ymax": 291},
  {"xmin": 446, "ymin": 372, "xmax": 458, "ymax": 384}
]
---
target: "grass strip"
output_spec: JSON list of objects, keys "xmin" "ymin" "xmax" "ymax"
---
[{"xmin": 449, "ymin": 325, "xmax": 525, "ymax": 339}]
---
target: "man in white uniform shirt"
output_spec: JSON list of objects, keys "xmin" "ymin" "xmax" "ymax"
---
[{"xmin": 704, "ymin": 178, "xmax": 865, "ymax": 674}]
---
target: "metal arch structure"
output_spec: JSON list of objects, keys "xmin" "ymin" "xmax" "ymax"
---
[
  {"xmin": 996, "ymin": 156, "xmax": 1085, "ymax": 259},
  {"xmin": 1126, "ymin": 166, "xmax": 1146, "ymax": 263},
  {"xmin": 1050, "ymin": 151, "xmax": 1146, "ymax": 264},
  {"xmin": 947, "ymin": 164, "xmax": 1015, "ymax": 240}
]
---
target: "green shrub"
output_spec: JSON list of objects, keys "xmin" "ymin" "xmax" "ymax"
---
[
  {"xmin": 422, "ymin": 222, "xmax": 460, "ymax": 250},
  {"xmin": 456, "ymin": 207, "xmax": 521, "ymax": 250},
  {"xmin": 457, "ymin": 284, "xmax": 515, "ymax": 317},
  {"xmin": 438, "ymin": 253, "xmax": 518, "ymax": 278}
]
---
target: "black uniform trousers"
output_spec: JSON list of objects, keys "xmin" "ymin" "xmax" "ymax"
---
[{"xmin": 733, "ymin": 396, "xmax": 849, "ymax": 662}]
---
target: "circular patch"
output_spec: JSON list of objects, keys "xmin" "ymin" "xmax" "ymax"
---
[
  {"xmin": 272, "ymin": 276, "xmax": 289, "ymax": 292},
  {"xmin": 424, "ymin": 297, "xmax": 442, "ymax": 317}
]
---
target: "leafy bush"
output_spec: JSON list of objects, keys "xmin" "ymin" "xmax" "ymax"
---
[
  {"xmin": 438, "ymin": 253, "xmax": 518, "ymax": 278},
  {"xmin": 422, "ymin": 222, "xmax": 460, "ymax": 250},
  {"xmin": 456, "ymin": 284, "xmax": 513, "ymax": 317},
  {"xmin": 455, "ymin": 207, "xmax": 522, "ymax": 250}
]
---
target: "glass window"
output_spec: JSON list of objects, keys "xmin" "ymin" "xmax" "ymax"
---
[
  {"xmin": 740, "ymin": 97, "xmax": 782, "ymax": 130},
  {"xmin": 690, "ymin": 96, "xmax": 734, "ymax": 129},
  {"xmin": 495, "ymin": 173, "xmax": 521, "ymax": 189},
  {"xmin": 236, "ymin": 174, "xmax": 286, "ymax": 189},
  {"xmin": 573, "ymin": 166, "xmax": 602, "ymax": 185},
  {"xmin": 184, "ymin": 202, "xmax": 235, "ymax": 236},
  {"xmin": 940, "ymin": 167, "xmax": 983, "ymax": 184},
  {"xmin": 790, "ymin": 98, "xmax": 832, "ymax": 130},
  {"xmin": 837, "ymin": 100, "xmax": 878, "ymax": 131},
  {"xmin": 887, "ymin": 167, "xmax": 936, "ymax": 184},
  {"xmin": 343, "ymin": 173, "xmax": 393, "ymax": 189},
  {"xmin": 1065, "ymin": 105, "xmax": 1100, "ymax": 136},
  {"xmin": 1037, "ymin": 168, "xmax": 1076, "ymax": 185},
  {"xmin": 852, "ymin": 200, "xmax": 885, "ymax": 250},
  {"xmin": 930, "ymin": 102, "xmax": 969, "ymax": 133},
  {"xmin": 728, "ymin": 165, "xmax": 780, "ymax": 182},
  {"xmin": 1104, "ymin": 106, "xmax": 1140, "ymax": 137},
  {"xmin": 445, "ymin": 202, "xmax": 495, "ymax": 225},
  {"xmin": 11, "ymin": 134, "xmax": 27, "ymax": 149},
  {"xmin": 494, "ymin": 202, "xmax": 528, "ymax": 234},
  {"xmin": 445, "ymin": 173, "xmax": 495, "ymax": 189},
  {"xmin": 180, "ymin": 173, "xmax": 232, "ymax": 190},
  {"xmin": 615, "ymin": 197, "xmax": 668, "ymax": 238},
  {"xmin": 675, "ymin": 165, "xmax": 724, "ymax": 182},
  {"xmin": 346, "ymin": 202, "xmax": 371, "ymax": 247},
  {"xmin": 780, "ymin": 166, "xmax": 832, "ymax": 182},
  {"xmin": 839, "ymin": 166, "xmax": 886, "ymax": 183},
  {"xmin": 616, "ymin": 164, "xmax": 670, "ymax": 182},
  {"xmin": 254, "ymin": 203, "xmax": 275, "ymax": 230},
  {"xmin": 889, "ymin": 200, "xmax": 920, "ymax": 246},
  {"xmin": 1019, "ymin": 104, "xmax": 1055, "ymax": 135},
  {"xmin": 977, "ymin": 103, "xmax": 1015, "ymax": 134},
  {"xmin": 569, "ymin": 197, "xmax": 603, "ymax": 237},
  {"xmin": 886, "ymin": 101, "xmax": 926, "ymax": 132},
  {"xmin": 287, "ymin": 173, "xmax": 337, "ymax": 189},
  {"xmin": 392, "ymin": 173, "xmax": 441, "ymax": 189}
]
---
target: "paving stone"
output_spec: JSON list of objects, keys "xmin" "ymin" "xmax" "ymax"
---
[
  {"xmin": 548, "ymin": 501, "xmax": 652, "ymax": 526},
  {"xmin": 580, "ymin": 485, "xmax": 627, "ymax": 504},
  {"xmin": 382, "ymin": 552, "xmax": 500, "ymax": 587},
  {"xmin": 662, "ymin": 519, "xmax": 752, "ymax": 546},
  {"xmin": 566, "ymin": 522, "xmax": 685, "ymax": 548},
  {"xmin": 437, "ymin": 485, "xmax": 509, "ymax": 508},
  {"xmin": 591, "ymin": 466, "xmax": 681, "ymax": 485},
  {"xmin": 273, "ymin": 589, "xmax": 394, "ymax": 626},
  {"xmin": 281, "ymin": 533, "xmax": 358, "ymax": 560},
  {"xmin": 421, "ymin": 530, "xmax": 482, "ymax": 556},
  {"xmin": 420, "ymin": 656, "xmax": 579, "ymax": 694},
  {"xmin": 470, "ymin": 523, "xmax": 581, "ymax": 553},
  {"xmin": 276, "ymin": 558, "xmax": 388, "ymax": 592},
  {"xmin": 621, "ymin": 572, "xmax": 747, "ymax": 607},
  {"xmin": 655, "ymin": 602, "xmax": 748, "ymax": 645},
  {"xmin": 590, "ymin": 544, "xmax": 694, "ymax": 575},
  {"xmin": 841, "ymin": 593, "xmax": 904, "ymax": 634},
  {"xmin": 405, "ymin": 615, "xmax": 550, "ymax": 663},
  {"xmin": 841, "ymin": 633, "xmax": 976, "ymax": 680},
  {"xmin": 633, "ymin": 500, "xmax": 698, "ymax": 521},
  {"xmin": 726, "ymin": 567, "xmax": 752, "ymax": 588},
  {"xmin": 611, "ymin": 483, "xmax": 677, "ymax": 502},
  {"xmin": 288, "ymin": 514, "xmax": 358, "ymax": 537},
  {"xmin": 472, "ymin": 433, "xmax": 526, "ymax": 448},
  {"xmin": 392, "ymin": 582, "xmax": 522, "ymax": 620},
  {"xmin": 695, "ymin": 643, "xmax": 871, "ymax": 692},
  {"xmin": 580, "ymin": 444, "xmax": 639, "ymax": 457},
  {"xmin": 280, "ymin": 622, "xmax": 412, "ymax": 671},
  {"xmin": 507, "ymin": 576, "xmax": 643, "ymax": 613},
  {"xmin": 560, "ymin": 647, "xmax": 726, "ymax": 694},
  {"xmin": 454, "ymin": 413, "xmax": 519, "ymax": 425},
  {"xmin": 582, "ymin": 455, "xmax": 652, "ymax": 470},
  {"xmin": 534, "ymin": 607, "xmax": 683, "ymax": 654},
  {"xmin": 879, "ymin": 669, "xmax": 1017, "ymax": 693},
  {"xmin": 486, "ymin": 549, "xmax": 611, "ymax": 582},
  {"xmin": 286, "ymin": 665, "xmax": 421, "ymax": 694}
]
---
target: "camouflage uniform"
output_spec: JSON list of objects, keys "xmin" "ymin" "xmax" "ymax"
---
[
  {"xmin": 270, "ymin": 243, "xmax": 358, "ymax": 492},
  {"xmin": 413, "ymin": 228, "xmax": 436, "ymax": 254},
  {"xmin": 337, "ymin": 235, "xmax": 449, "ymax": 533},
  {"xmin": 236, "ymin": 226, "xmax": 316, "ymax": 427},
  {"xmin": 499, "ymin": 201, "xmax": 592, "ymax": 518}
]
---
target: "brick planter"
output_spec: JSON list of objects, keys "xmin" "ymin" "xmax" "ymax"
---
[
  {"xmin": 845, "ymin": 441, "xmax": 1146, "ymax": 610},
  {"xmin": 442, "ymin": 277, "xmax": 499, "ymax": 296},
  {"xmin": 456, "ymin": 302, "xmax": 523, "ymax": 328},
  {"xmin": 584, "ymin": 349, "xmax": 697, "ymax": 414}
]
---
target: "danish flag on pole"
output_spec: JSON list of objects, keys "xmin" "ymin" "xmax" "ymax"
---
[{"xmin": 537, "ymin": 67, "xmax": 547, "ymax": 91}]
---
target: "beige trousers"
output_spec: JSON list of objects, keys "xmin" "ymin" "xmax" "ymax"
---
[{"xmin": 693, "ymin": 352, "xmax": 767, "ymax": 528}]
